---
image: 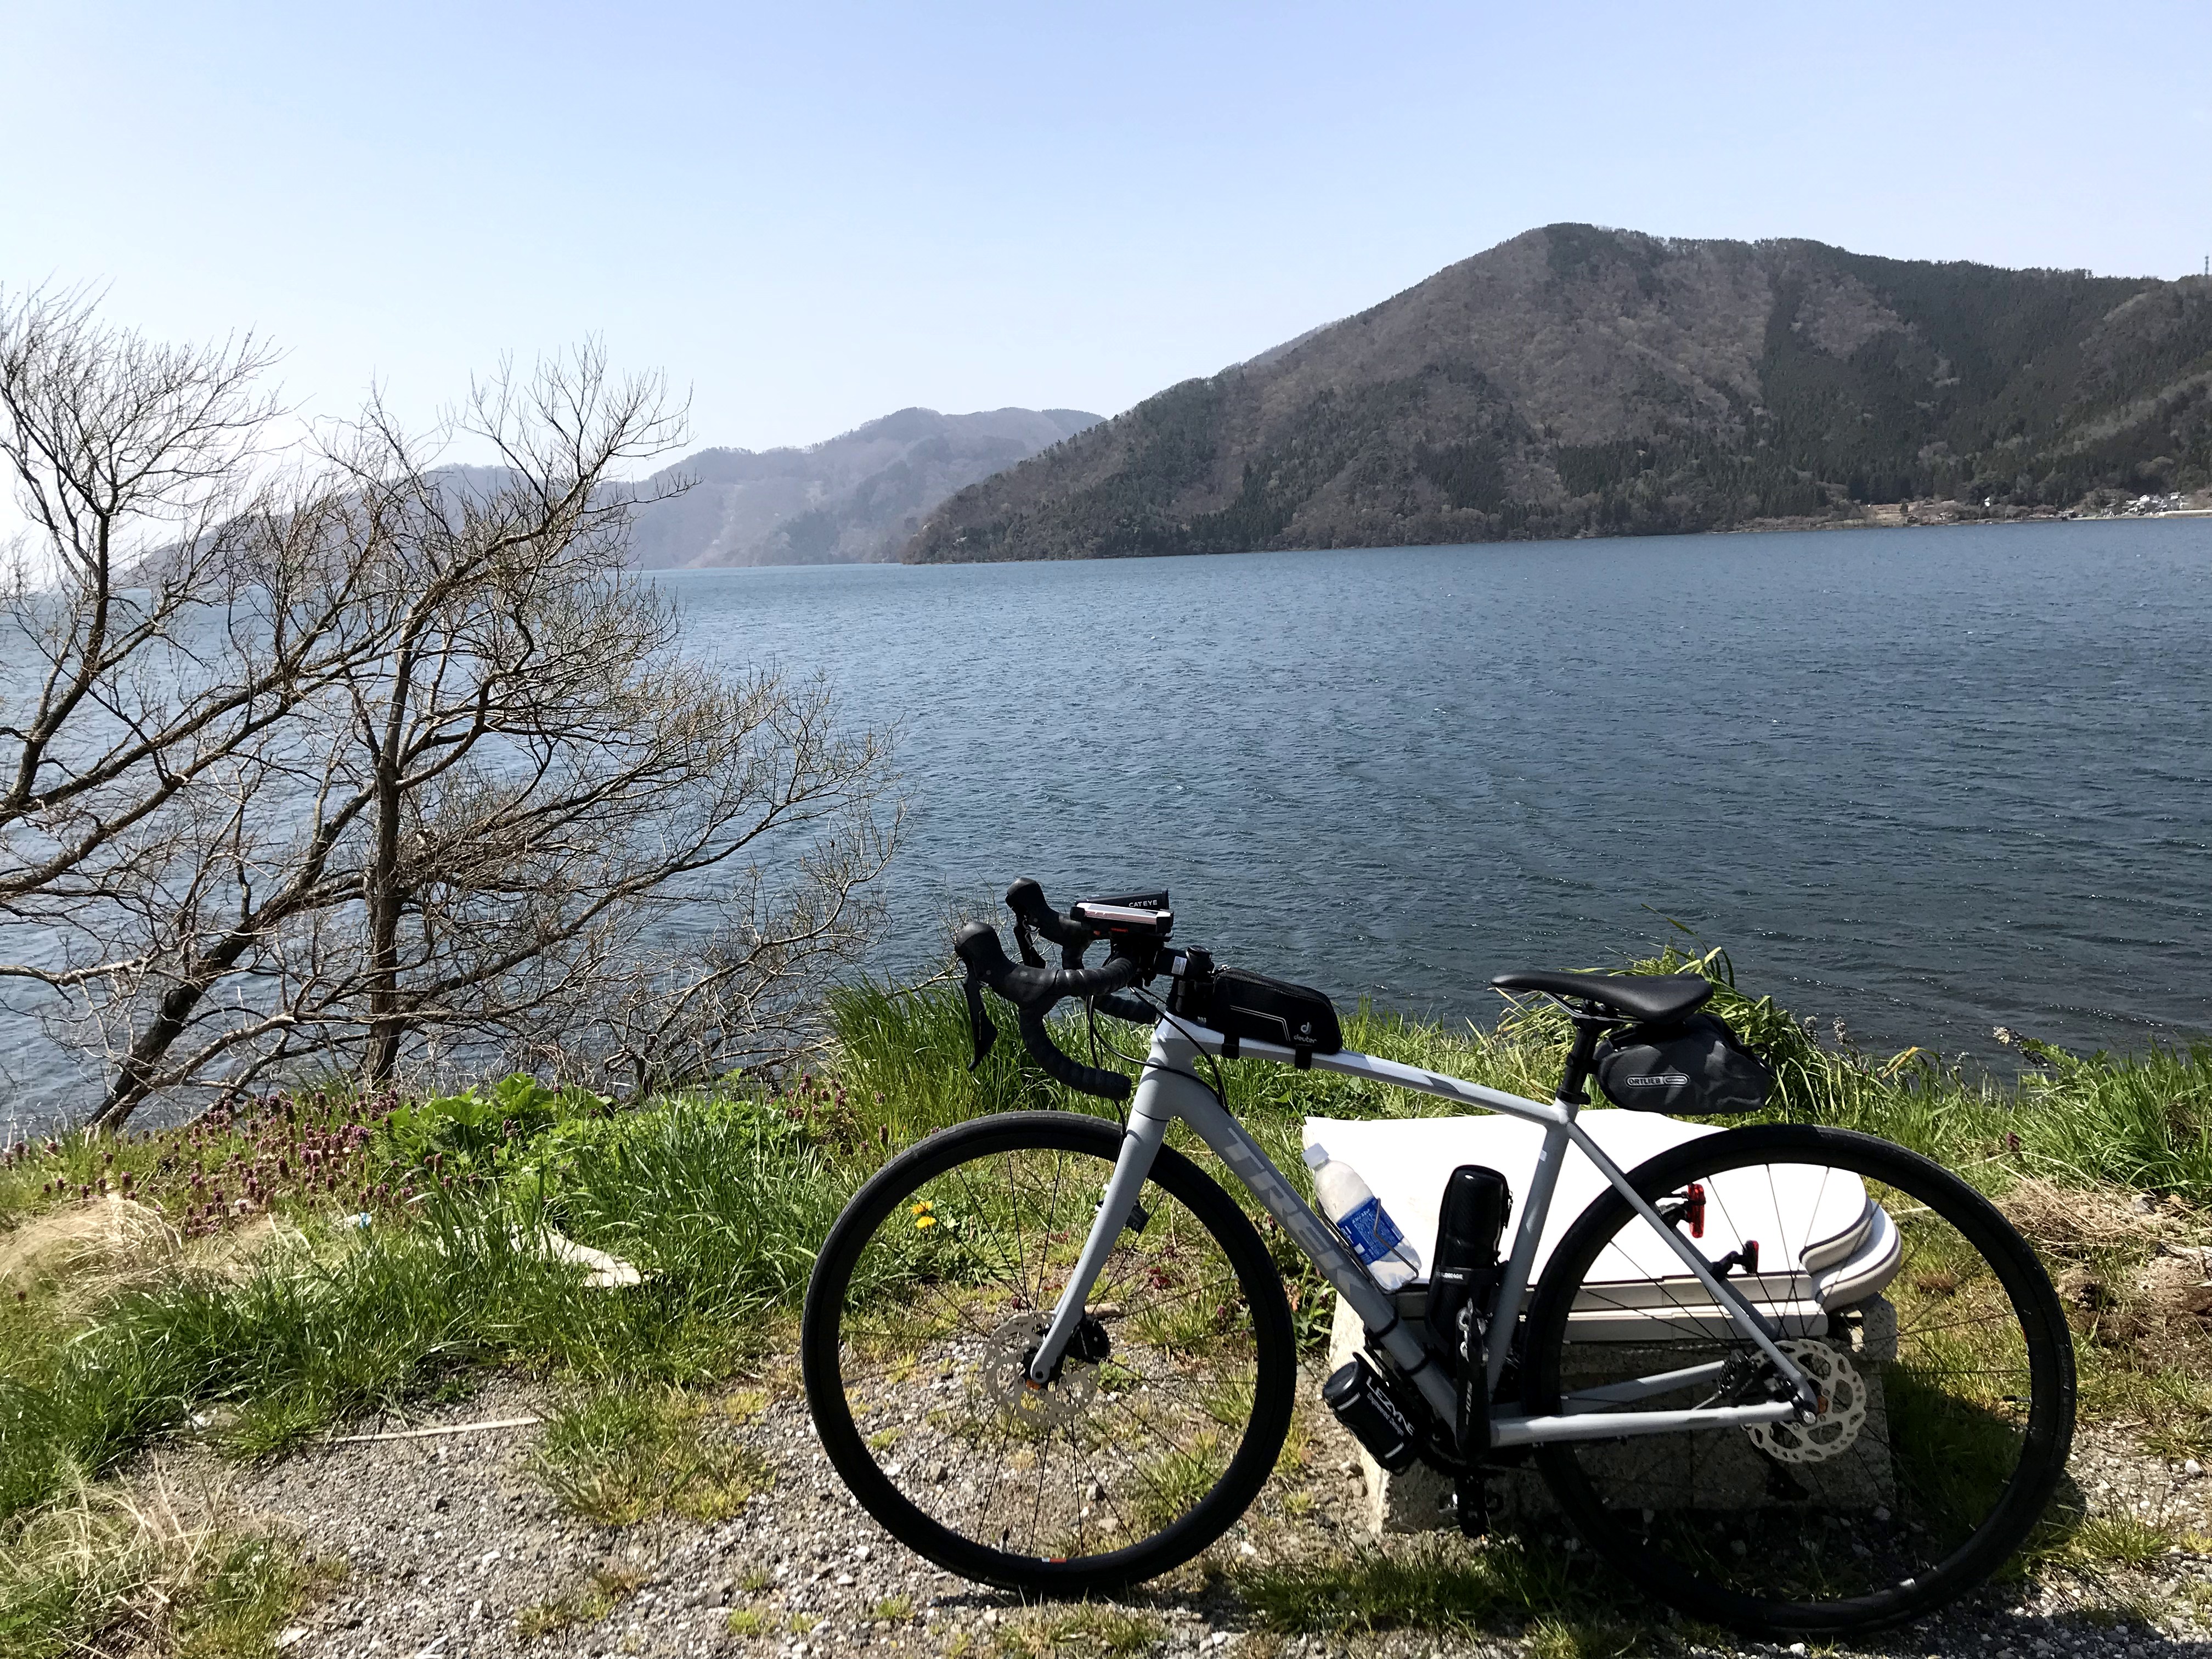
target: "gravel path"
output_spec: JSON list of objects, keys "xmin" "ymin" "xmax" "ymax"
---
[{"xmin": 168, "ymin": 1374, "xmax": 2212, "ymax": 1659}]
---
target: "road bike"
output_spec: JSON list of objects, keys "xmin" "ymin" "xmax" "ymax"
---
[{"xmin": 800, "ymin": 884, "xmax": 2074, "ymax": 1635}]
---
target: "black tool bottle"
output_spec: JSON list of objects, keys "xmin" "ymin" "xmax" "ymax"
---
[{"xmin": 1429, "ymin": 1164, "xmax": 1511, "ymax": 1535}]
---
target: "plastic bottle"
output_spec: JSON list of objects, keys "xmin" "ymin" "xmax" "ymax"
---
[{"xmin": 1303, "ymin": 1143, "xmax": 1422, "ymax": 1290}]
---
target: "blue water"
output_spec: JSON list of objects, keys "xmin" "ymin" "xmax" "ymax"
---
[
  {"xmin": 7, "ymin": 519, "xmax": 2208, "ymax": 1129},
  {"xmin": 670, "ymin": 517, "xmax": 2211, "ymax": 1064}
]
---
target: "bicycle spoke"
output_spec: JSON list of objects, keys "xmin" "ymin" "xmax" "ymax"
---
[{"xmin": 1526, "ymin": 1130, "xmax": 2066, "ymax": 1634}]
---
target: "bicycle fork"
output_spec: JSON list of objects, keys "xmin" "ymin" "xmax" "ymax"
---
[{"xmin": 1025, "ymin": 1029, "xmax": 1460, "ymax": 1428}]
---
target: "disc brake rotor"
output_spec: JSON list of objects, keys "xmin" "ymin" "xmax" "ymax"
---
[
  {"xmin": 980, "ymin": 1313, "xmax": 1099, "ymax": 1427},
  {"xmin": 1747, "ymin": 1338, "xmax": 1869, "ymax": 1465}
]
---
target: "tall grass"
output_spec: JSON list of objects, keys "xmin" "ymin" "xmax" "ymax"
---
[
  {"xmin": 825, "ymin": 962, "xmax": 2212, "ymax": 1201},
  {"xmin": 4, "ymin": 949, "xmax": 2210, "ymax": 1544}
]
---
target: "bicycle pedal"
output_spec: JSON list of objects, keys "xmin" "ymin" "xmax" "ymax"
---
[{"xmin": 1453, "ymin": 1475, "xmax": 1488, "ymax": 1538}]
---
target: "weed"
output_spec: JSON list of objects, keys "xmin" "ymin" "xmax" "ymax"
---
[
  {"xmin": 515, "ymin": 1566, "xmax": 650, "ymax": 1640},
  {"xmin": 873, "ymin": 1593, "xmax": 916, "ymax": 1621},
  {"xmin": 533, "ymin": 1389, "xmax": 771, "ymax": 1526},
  {"xmin": 2067, "ymin": 1515, "xmax": 2182, "ymax": 1571},
  {"xmin": 1525, "ymin": 1617, "xmax": 1641, "ymax": 1659},
  {"xmin": 724, "ymin": 1606, "xmax": 772, "ymax": 1636},
  {"xmin": 993, "ymin": 1602, "xmax": 1163, "ymax": 1657},
  {"xmin": 721, "ymin": 1387, "xmax": 769, "ymax": 1424}
]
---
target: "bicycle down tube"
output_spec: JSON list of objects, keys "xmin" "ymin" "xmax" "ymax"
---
[{"xmin": 1025, "ymin": 1018, "xmax": 1812, "ymax": 1449}]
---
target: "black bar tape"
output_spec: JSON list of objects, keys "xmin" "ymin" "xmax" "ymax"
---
[
  {"xmin": 1019, "ymin": 1005, "xmax": 1132, "ymax": 1102},
  {"xmin": 1093, "ymin": 991, "xmax": 1155, "ymax": 1025}
]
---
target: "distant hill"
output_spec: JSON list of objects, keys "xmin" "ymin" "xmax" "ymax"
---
[
  {"xmin": 905, "ymin": 227, "xmax": 2212, "ymax": 562},
  {"xmin": 623, "ymin": 407, "xmax": 1099, "ymax": 567}
]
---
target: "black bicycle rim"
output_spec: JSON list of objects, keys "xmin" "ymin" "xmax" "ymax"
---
[
  {"xmin": 800, "ymin": 1111, "xmax": 1295, "ymax": 1595},
  {"xmin": 1522, "ymin": 1124, "xmax": 2074, "ymax": 1635}
]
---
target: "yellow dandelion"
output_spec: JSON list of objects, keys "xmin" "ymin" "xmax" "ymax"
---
[
  {"xmin": 911, "ymin": 1199, "xmax": 933, "ymax": 1215},
  {"xmin": 915, "ymin": 1214, "xmax": 938, "ymax": 1229}
]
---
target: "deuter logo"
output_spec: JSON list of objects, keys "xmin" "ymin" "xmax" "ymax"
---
[{"xmin": 1626, "ymin": 1071, "xmax": 1691, "ymax": 1087}]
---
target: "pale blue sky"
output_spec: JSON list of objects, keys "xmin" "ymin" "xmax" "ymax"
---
[{"xmin": 3, "ymin": 1, "xmax": 2208, "ymax": 459}]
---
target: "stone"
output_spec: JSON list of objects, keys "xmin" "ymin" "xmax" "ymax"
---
[{"xmin": 1328, "ymin": 1289, "xmax": 1898, "ymax": 1531}]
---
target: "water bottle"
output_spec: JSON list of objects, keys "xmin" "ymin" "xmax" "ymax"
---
[{"xmin": 1304, "ymin": 1143, "xmax": 1421, "ymax": 1290}]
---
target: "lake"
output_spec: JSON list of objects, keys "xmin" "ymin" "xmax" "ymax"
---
[
  {"xmin": 670, "ymin": 517, "xmax": 2210, "ymax": 1065},
  {"xmin": 5, "ymin": 518, "xmax": 2208, "ymax": 1130}
]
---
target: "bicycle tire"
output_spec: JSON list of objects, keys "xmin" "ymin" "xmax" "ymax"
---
[
  {"xmin": 802, "ymin": 1111, "xmax": 1296, "ymax": 1595},
  {"xmin": 1521, "ymin": 1123, "xmax": 2074, "ymax": 1635}
]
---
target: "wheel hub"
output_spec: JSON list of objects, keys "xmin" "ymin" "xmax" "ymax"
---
[
  {"xmin": 980, "ymin": 1313, "xmax": 1101, "ymax": 1427},
  {"xmin": 1746, "ymin": 1339, "xmax": 1869, "ymax": 1465}
]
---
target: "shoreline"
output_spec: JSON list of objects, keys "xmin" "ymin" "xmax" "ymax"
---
[{"xmin": 895, "ymin": 494, "xmax": 2212, "ymax": 566}]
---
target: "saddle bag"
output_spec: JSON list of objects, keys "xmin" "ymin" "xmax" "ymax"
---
[{"xmin": 1593, "ymin": 1011, "xmax": 1774, "ymax": 1116}]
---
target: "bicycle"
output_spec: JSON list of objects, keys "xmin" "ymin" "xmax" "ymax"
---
[{"xmin": 801, "ymin": 883, "xmax": 2075, "ymax": 1636}]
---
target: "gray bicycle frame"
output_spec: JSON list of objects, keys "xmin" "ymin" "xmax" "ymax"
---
[{"xmin": 1024, "ymin": 1015, "xmax": 1814, "ymax": 1451}]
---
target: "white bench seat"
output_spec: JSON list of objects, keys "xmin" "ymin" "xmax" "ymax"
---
[{"xmin": 1302, "ymin": 1110, "xmax": 1902, "ymax": 1340}]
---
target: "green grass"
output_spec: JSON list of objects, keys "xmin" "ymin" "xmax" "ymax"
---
[
  {"xmin": 993, "ymin": 1602, "xmax": 1164, "ymax": 1657},
  {"xmin": 827, "ymin": 951, "xmax": 2212, "ymax": 1203},
  {"xmin": 515, "ymin": 1564, "xmax": 650, "ymax": 1641},
  {"xmin": 2063, "ymin": 1514, "xmax": 2184, "ymax": 1571},
  {"xmin": 1234, "ymin": 1534, "xmax": 1617, "ymax": 1634},
  {"xmin": 1525, "ymin": 1616, "xmax": 1643, "ymax": 1659},
  {"xmin": 0, "ymin": 1093, "xmax": 853, "ymax": 1525},
  {"xmin": 4, "ymin": 943, "xmax": 2212, "ymax": 1652},
  {"xmin": 533, "ymin": 1387, "xmax": 772, "ymax": 1526}
]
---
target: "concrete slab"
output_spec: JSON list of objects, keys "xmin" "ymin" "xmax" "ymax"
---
[{"xmin": 1328, "ymin": 1289, "xmax": 1898, "ymax": 1533}]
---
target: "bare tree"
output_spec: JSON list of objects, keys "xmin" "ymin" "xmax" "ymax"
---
[{"xmin": 1, "ymin": 294, "xmax": 896, "ymax": 1130}]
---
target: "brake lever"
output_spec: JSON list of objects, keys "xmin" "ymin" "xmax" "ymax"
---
[
  {"xmin": 1013, "ymin": 916, "xmax": 1047, "ymax": 968},
  {"xmin": 962, "ymin": 968, "xmax": 997, "ymax": 1070}
]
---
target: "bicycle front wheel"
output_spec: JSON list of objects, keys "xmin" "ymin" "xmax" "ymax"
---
[
  {"xmin": 1521, "ymin": 1123, "xmax": 2073, "ymax": 1636},
  {"xmin": 800, "ymin": 1111, "xmax": 1294, "ymax": 1595}
]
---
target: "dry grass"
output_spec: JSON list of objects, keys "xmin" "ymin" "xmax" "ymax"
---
[
  {"xmin": 0, "ymin": 1197, "xmax": 184, "ymax": 1311},
  {"xmin": 1995, "ymin": 1182, "xmax": 2212, "ymax": 1463},
  {"xmin": 0, "ymin": 1470, "xmax": 338, "ymax": 1659},
  {"xmin": 1999, "ymin": 1178, "xmax": 2193, "ymax": 1257}
]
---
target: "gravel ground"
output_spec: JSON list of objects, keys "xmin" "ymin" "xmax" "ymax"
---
[{"xmin": 152, "ymin": 1367, "xmax": 2212, "ymax": 1659}]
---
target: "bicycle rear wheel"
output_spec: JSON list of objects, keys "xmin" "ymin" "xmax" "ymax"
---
[
  {"xmin": 1521, "ymin": 1123, "xmax": 2073, "ymax": 1635},
  {"xmin": 801, "ymin": 1112, "xmax": 1294, "ymax": 1595}
]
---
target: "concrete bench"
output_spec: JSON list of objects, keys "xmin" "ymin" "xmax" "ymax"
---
[{"xmin": 1304, "ymin": 1111, "xmax": 1903, "ymax": 1533}]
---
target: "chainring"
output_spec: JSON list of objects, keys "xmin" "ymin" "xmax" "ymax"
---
[{"xmin": 1746, "ymin": 1338, "xmax": 1869, "ymax": 1465}]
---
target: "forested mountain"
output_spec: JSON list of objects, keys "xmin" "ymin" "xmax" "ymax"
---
[
  {"xmin": 625, "ymin": 406, "xmax": 1099, "ymax": 567},
  {"xmin": 905, "ymin": 227, "xmax": 2212, "ymax": 562}
]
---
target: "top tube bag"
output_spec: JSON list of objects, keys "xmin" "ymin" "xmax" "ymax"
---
[
  {"xmin": 1170, "ymin": 962, "xmax": 1342, "ymax": 1065},
  {"xmin": 1593, "ymin": 1011, "xmax": 1773, "ymax": 1116}
]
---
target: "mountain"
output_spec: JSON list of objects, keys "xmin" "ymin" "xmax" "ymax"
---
[
  {"xmin": 905, "ymin": 227, "xmax": 2212, "ymax": 562},
  {"xmin": 623, "ymin": 407, "xmax": 1099, "ymax": 567}
]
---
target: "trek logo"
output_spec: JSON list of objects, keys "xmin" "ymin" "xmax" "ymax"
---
[{"xmin": 1623, "ymin": 1072, "xmax": 1691, "ymax": 1088}]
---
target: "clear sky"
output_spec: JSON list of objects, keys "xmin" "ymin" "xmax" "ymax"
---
[{"xmin": 3, "ymin": 1, "xmax": 2209, "ymax": 461}]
